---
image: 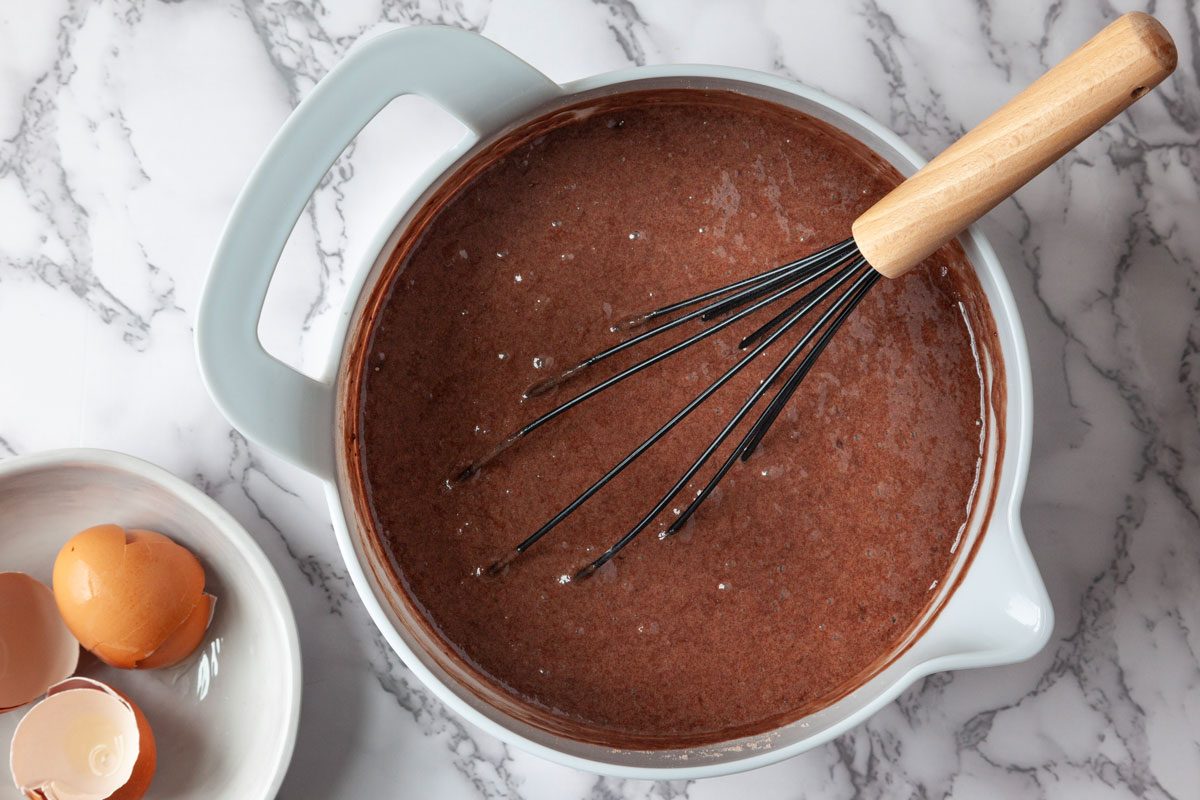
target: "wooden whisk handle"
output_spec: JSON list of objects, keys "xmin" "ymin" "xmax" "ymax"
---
[{"xmin": 852, "ymin": 12, "xmax": 1177, "ymax": 279}]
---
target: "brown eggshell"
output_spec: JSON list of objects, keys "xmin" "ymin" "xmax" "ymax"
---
[
  {"xmin": 0, "ymin": 573, "xmax": 79, "ymax": 712},
  {"xmin": 137, "ymin": 591, "xmax": 216, "ymax": 670},
  {"xmin": 44, "ymin": 677, "xmax": 156, "ymax": 800},
  {"xmin": 53, "ymin": 524, "xmax": 210, "ymax": 669},
  {"xmin": 104, "ymin": 686, "xmax": 156, "ymax": 800}
]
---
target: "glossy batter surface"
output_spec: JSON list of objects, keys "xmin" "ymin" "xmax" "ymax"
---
[{"xmin": 356, "ymin": 91, "xmax": 992, "ymax": 746}]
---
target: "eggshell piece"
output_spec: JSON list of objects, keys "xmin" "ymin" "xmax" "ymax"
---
[
  {"xmin": 95, "ymin": 687, "xmax": 155, "ymax": 800},
  {"xmin": 42, "ymin": 679, "xmax": 156, "ymax": 800},
  {"xmin": 9, "ymin": 677, "xmax": 152, "ymax": 800},
  {"xmin": 137, "ymin": 592, "xmax": 216, "ymax": 670},
  {"xmin": 53, "ymin": 525, "xmax": 211, "ymax": 669},
  {"xmin": 0, "ymin": 573, "xmax": 79, "ymax": 713}
]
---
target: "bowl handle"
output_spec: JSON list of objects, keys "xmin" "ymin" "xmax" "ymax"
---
[{"xmin": 197, "ymin": 27, "xmax": 561, "ymax": 480}]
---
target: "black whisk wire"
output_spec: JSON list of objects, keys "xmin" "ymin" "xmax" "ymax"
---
[
  {"xmin": 470, "ymin": 237, "xmax": 880, "ymax": 578},
  {"xmin": 664, "ymin": 266, "xmax": 880, "ymax": 538},
  {"xmin": 454, "ymin": 246, "xmax": 857, "ymax": 484},
  {"xmin": 740, "ymin": 270, "xmax": 880, "ymax": 458},
  {"xmin": 574, "ymin": 257, "xmax": 875, "ymax": 579},
  {"xmin": 694, "ymin": 238, "xmax": 858, "ymax": 322},
  {"xmin": 490, "ymin": 255, "xmax": 866, "ymax": 575},
  {"xmin": 737, "ymin": 257, "xmax": 862, "ymax": 351},
  {"xmin": 523, "ymin": 237, "xmax": 856, "ymax": 400},
  {"xmin": 609, "ymin": 237, "xmax": 856, "ymax": 332}
]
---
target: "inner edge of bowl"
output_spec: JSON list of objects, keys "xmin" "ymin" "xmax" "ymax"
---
[{"xmin": 330, "ymin": 72, "xmax": 1026, "ymax": 775}]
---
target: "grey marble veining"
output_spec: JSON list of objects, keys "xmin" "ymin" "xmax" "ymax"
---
[{"xmin": 0, "ymin": 1, "xmax": 1197, "ymax": 797}]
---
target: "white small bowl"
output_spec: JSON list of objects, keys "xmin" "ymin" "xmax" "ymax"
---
[{"xmin": 0, "ymin": 449, "xmax": 300, "ymax": 799}]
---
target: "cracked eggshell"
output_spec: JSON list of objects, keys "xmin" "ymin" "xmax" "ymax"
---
[
  {"xmin": 0, "ymin": 573, "xmax": 79, "ymax": 713},
  {"xmin": 10, "ymin": 677, "xmax": 155, "ymax": 800},
  {"xmin": 53, "ymin": 525, "xmax": 214, "ymax": 670}
]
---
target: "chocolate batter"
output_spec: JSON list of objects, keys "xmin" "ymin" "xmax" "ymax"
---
[{"xmin": 350, "ymin": 90, "xmax": 1000, "ymax": 747}]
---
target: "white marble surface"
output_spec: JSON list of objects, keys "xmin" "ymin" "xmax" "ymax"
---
[{"xmin": 1, "ymin": 0, "xmax": 1198, "ymax": 797}]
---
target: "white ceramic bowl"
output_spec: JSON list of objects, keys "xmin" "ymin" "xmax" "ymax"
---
[
  {"xmin": 0, "ymin": 449, "xmax": 300, "ymax": 799},
  {"xmin": 197, "ymin": 26, "xmax": 1052, "ymax": 778}
]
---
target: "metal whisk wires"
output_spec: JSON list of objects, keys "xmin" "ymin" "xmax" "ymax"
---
[{"xmin": 463, "ymin": 237, "xmax": 880, "ymax": 579}]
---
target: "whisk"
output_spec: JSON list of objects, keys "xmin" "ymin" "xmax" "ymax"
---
[{"xmin": 463, "ymin": 13, "xmax": 1175, "ymax": 580}]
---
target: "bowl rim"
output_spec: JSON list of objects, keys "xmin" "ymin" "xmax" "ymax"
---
[
  {"xmin": 318, "ymin": 61, "xmax": 1048, "ymax": 778},
  {"xmin": 0, "ymin": 447, "xmax": 302, "ymax": 798}
]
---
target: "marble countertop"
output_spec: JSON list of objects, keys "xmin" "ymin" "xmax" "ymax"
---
[{"xmin": 2, "ymin": 0, "xmax": 1198, "ymax": 797}]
